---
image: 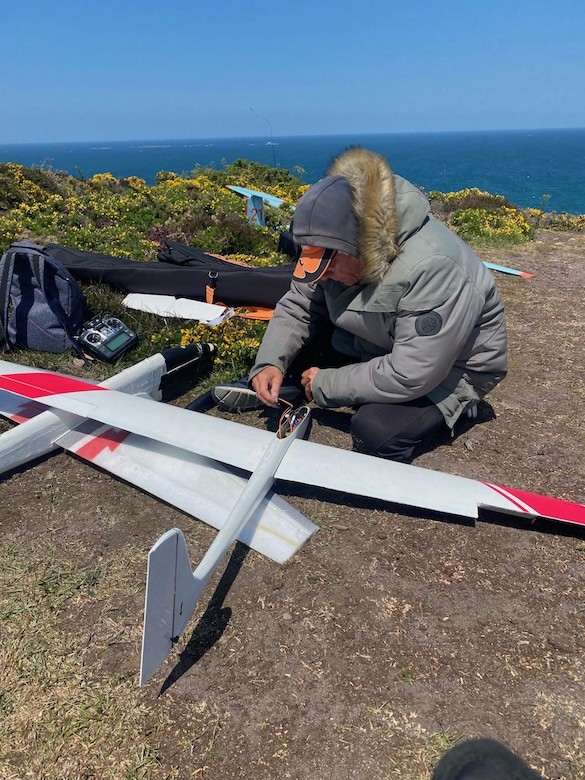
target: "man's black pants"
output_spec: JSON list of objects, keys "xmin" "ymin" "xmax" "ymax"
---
[{"xmin": 350, "ymin": 397, "xmax": 447, "ymax": 463}]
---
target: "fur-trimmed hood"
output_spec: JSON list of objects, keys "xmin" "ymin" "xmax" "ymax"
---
[{"xmin": 292, "ymin": 148, "xmax": 430, "ymax": 285}]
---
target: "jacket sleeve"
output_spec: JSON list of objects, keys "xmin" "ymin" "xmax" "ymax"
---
[
  {"xmin": 249, "ymin": 280, "xmax": 329, "ymax": 379},
  {"xmin": 312, "ymin": 255, "xmax": 485, "ymax": 407}
]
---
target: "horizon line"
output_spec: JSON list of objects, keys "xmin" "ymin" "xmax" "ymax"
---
[{"xmin": 1, "ymin": 125, "xmax": 585, "ymax": 147}]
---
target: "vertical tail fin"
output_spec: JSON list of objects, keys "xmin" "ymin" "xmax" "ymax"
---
[{"xmin": 139, "ymin": 528, "xmax": 200, "ymax": 686}]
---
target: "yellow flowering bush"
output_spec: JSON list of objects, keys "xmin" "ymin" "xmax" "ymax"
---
[
  {"xmin": 429, "ymin": 187, "xmax": 513, "ymax": 213},
  {"xmin": 525, "ymin": 207, "xmax": 543, "ymax": 219},
  {"xmin": 450, "ymin": 206, "xmax": 532, "ymax": 242},
  {"xmin": 90, "ymin": 172, "xmax": 118, "ymax": 185},
  {"xmin": 0, "ymin": 166, "xmax": 163, "ymax": 258},
  {"xmin": 430, "ymin": 187, "xmax": 583, "ymax": 239},
  {"xmin": 545, "ymin": 212, "xmax": 585, "ymax": 231},
  {"xmin": 1, "ymin": 163, "xmax": 58, "ymax": 205},
  {"xmin": 125, "ymin": 175, "xmax": 148, "ymax": 191},
  {"xmin": 151, "ymin": 317, "xmax": 266, "ymax": 377},
  {"xmin": 430, "ymin": 187, "xmax": 509, "ymax": 203},
  {"xmin": 202, "ymin": 159, "xmax": 310, "ymax": 205},
  {"xmin": 0, "ymin": 157, "xmax": 312, "ymax": 262},
  {"xmin": 224, "ymin": 251, "xmax": 287, "ymax": 268}
]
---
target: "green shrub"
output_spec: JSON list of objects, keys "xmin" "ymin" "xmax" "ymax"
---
[
  {"xmin": 450, "ymin": 206, "xmax": 532, "ymax": 243},
  {"xmin": 429, "ymin": 187, "xmax": 513, "ymax": 212},
  {"xmin": 543, "ymin": 212, "xmax": 585, "ymax": 231},
  {"xmin": 0, "ymin": 160, "xmax": 306, "ymax": 261}
]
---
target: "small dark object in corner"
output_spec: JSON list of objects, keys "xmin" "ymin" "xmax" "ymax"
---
[{"xmin": 432, "ymin": 738, "xmax": 544, "ymax": 780}]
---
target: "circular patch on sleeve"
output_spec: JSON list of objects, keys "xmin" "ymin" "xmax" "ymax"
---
[{"xmin": 415, "ymin": 311, "xmax": 443, "ymax": 336}]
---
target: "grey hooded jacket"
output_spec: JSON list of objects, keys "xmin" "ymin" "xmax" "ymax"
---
[{"xmin": 250, "ymin": 149, "xmax": 508, "ymax": 429}]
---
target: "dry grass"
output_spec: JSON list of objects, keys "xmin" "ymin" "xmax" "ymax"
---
[
  {"xmin": 353, "ymin": 705, "xmax": 461, "ymax": 780},
  {"xmin": 0, "ymin": 541, "xmax": 223, "ymax": 779}
]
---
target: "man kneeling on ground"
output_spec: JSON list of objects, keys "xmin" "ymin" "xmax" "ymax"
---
[{"xmin": 246, "ymin": 147, "xmax": 508, "ymax": 463}]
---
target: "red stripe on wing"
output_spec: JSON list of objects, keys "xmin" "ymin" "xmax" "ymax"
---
[
  {"xmin": 502, "ymin": 486, "xmax": 585, "ymax": 526},
  {"xmin": 75, "ymin": 427, "xmax": 130, "ymax": 461},
  {"xmin": 0, "ymin": 372, "xmax": 104, "ymax": 400},
  {"xmin": 485, "ymin": 482, "xmax": 585, "ymax": 526}
]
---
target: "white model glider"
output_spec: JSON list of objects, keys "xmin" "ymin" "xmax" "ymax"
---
[{"xmin": 0, "ymin": 356, "xmax": 583, "ymax": 686}]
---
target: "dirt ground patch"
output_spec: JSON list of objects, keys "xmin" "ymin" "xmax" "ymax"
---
[{"xmin": 0, "ymin": 229, "xmax": 583, "ymax": 780}]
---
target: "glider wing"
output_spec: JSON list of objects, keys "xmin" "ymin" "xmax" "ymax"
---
[
  {"xmin": 276, "ymin": 439, "xmax": 585, "ymax": 527},
  {"xmin": 0, "ymin": 359, "xmax": 270, "ymax": 472},
  {"xmin": 1, "ymin": 360, "xmax": 582, "ymax": 528},
  {"xmin": 483, "ymin": 261, "xmax": 535, "ymax": 278},
  {"xmin": 0, "ymin": 358, "xmax": 316, "ymax": 562}
]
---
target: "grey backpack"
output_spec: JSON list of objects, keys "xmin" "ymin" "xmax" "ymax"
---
[{"xmin": 0, "ymin": 240, "xmax": 85, "ymax": 353}]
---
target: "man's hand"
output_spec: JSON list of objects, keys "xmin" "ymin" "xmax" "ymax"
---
[
  {"xmin": 301, "ymin": 367, "xmax": 320, "ymax": 402},
  {"xmin": 251, "ymin": 366, "xmax": 284, "ymax": 408}
]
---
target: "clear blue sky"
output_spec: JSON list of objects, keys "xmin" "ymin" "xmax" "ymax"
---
[{"xmin": 1, "ymin": 0, "xmax": 584, "ymax": 143}]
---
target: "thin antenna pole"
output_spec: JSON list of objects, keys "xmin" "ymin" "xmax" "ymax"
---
[{"xmin": 250, "ymin": 107, "xmax": 277, "ymax": 167}]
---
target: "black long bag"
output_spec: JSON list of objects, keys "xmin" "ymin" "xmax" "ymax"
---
[{"xmin": 44, "ymin": 241, "xmax": 294, "ymax": 309}]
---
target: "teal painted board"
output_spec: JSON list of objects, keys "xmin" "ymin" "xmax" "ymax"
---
[
  {"xmin": 483, "ymin": 261, "xmax": 534, "ymax": 278},
  {"xmin": 227, "ymin": 185, "xmax": 289, "ymax": 209},
  {"xmin": 247, "ymin": 194, "xmax": 265, "ymax": 226}
]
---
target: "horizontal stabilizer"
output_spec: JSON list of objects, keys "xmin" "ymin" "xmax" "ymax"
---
[
  {"xmin": 56, "ymin": 424, "xmax": 317, "ymax": 562},
  {"xmin": 123, "ymin": 293, "xmax": 234, "ymax": 325}
]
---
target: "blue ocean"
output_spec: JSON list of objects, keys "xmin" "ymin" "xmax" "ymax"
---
[{"xmin": 1, "ymin": 128, "xmax": 584, "ymax": 214}]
